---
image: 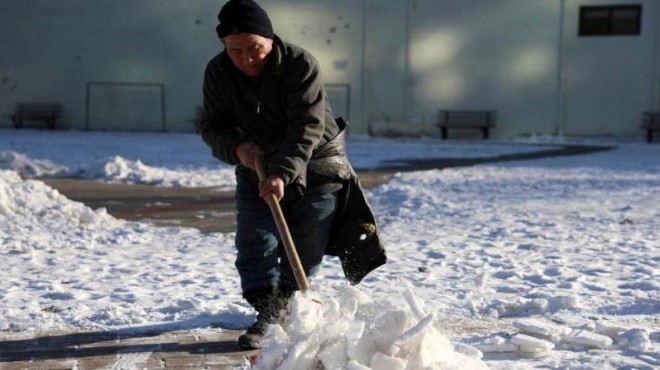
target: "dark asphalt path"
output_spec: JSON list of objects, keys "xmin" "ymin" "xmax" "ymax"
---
[{"xmin": 43, "ymin": 144, "xmax": 613, "ymax": 233}]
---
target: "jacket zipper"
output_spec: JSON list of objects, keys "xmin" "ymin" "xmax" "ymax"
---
[{"xmin": 256, "ymin": 101, "xmax": 261, "ymax": 114}]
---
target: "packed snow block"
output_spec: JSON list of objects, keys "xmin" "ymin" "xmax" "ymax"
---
[
  {"xmin": 318, "ymin": 339, "xmax": 348, "ymax": 370},
  {"xmin": 618, "ymin": 328, "xmax": 652, "ymax": 352},
  {"xmin": 513, "ymin": 318, "xmax": 571, "ymax": 343},
  {"xmin": 336, "ymin": 285, "xmax": 367, "ymax": 318},
  {"xmin": 390, "ymin": 314, "xmax": 435, "ymax": 356},
  {"xmin": 562, "ymin": 329, "xmax": 612, "ymax": 349},
  {"xmin": 402, "ymin": 283, "xmax": 428, "ymax": 319},
  {"xmin": 346, "ymin": 361, "xmax": 371, "ymax": 370},
  {"xmin": 488, "ymin": 297, "xmax": 550, "ymax": 317},
  {"xmin": 390, "ymin": 314, "xmax": 455, "ymax": 369},
  {"xmin": 322, "ymin": 296, "xmax": 343, "ymax": 321},
  {"xmin": 372, "ymin": 310, "xmax": 412, "ymax": 354},
  {"xmin": 289, "ymin": 294, "xmax": 322, "ymax": 336},
  {"xmin": 389, "ymin": 315, "xmax": 434, "ymax": 358},
  {"xmin": 370, "ymin": 352, "xmax": 407, "ymax": 370},
  {"xmin": 254, "ymin": 325, "xmax": 291, "ymax": 370},
  {"xmin": 417, "ymin": 324, "xmax": 453, "ymax": 368},
  {"xmin": 595, "ymin": 319, "xmax": 628, "ymax": 338},
  {"xmin": 453, "ymin": 342, "xmax": 484, "ymax": 359},
  {"xmin": 477, "ymin": 335, "xmax": 519, "ymax": 353},
  {"xmin": 275, "ymin": 335, "xmax": 320, "ymax": 370},
  {"xmin": 510, "ymin": 334, "xmax": 555, "ymax": 352},
  {"xmin": 346, "ymin": 321, "xmax": 377, "ymax": 366}
]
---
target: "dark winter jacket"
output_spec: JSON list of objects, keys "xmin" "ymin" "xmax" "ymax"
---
[
  {"xmin": 200, "ymin": 36, "xmax": 385, "ymax": 285},
  {"xmin": 201, "ymin": 36, "xmax": 340, "ymax": 190}
]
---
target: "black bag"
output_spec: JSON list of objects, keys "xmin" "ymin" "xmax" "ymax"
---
[{"xmin": 327, "ymin": 170, "xmax": 387, "ymax": 285}]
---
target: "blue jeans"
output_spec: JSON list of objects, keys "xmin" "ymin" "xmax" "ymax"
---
[{"xmin": 234, "ymin": 176, "xmax": 338, "ymax": 294}]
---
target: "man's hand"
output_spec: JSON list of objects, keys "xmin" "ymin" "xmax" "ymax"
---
[
  {"xmin": 236, "ymin": 142, "xmax": 264, "ymax": 170},
  {"xmin": 259, "ymin": 175, "xmax": 285, "ymax": 201}
]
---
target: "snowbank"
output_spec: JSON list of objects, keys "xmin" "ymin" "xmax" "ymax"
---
[
  {"xmin": 0, "ymin": 169, "xmax": 244, "ymax": 330},
  {"xmin": 1, "ymin": 130, "xmax": 659, "ymax": 369}
]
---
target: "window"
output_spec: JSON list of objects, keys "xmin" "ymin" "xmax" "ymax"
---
[{"xmin": 579, "ymin": 5, "xmax": 642, "ymax": 36}]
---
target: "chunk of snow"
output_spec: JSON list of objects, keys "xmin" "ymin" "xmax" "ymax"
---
[
  {"xmin": 618, "ymin": 328, "xmax": 652, "ymax": 352},
  {"xmin": 371, "ymin": 310, "xmax": 412, "ymax": 354},
  {"xmin": 402, "ymin": 282, "xmax": 428, "ymax": 320},
  {"xmin": 318, "ymin": 340, "xmax": 348, "ymax": 370},
  {"xmin": 594, "ymin": 319, "xmax": 628, "ymax": 338},
  {"xmin": 390, "ymin": 314, "xmax": 435, "ymax": 356},
  {"xmin": 274, "ymin": 334, "xmax": 319, "ymax": 370},
  {"xmin": 478, "ymin": 340, "xmax": 519, "ymax": 353},
  {"xmin": 370, "ymin": 352, "xmax": 407, "ymax": 370},
  {"xmin": 288, "ymin": 293, "xmax": 322, "ymax": 337},
  {"xmin": 513, "ymin": 318, "xmax": 571, "ymax": 341},
  {"xmin": 346, "ymin": 321, "xmax": 376, "ymax": 365},
  {"xmin": 254, "ymin": 325, "xmax": 291, "ymax": 370},
  {"xmin": 453, "ymin": 342, "xmax": 484, "ymax": 359},
  {"xmin": 346, "ymin": 361, "xmax": 371, "ymax": 370},
  {"xmin": 561, "ymin": 329, "xmax": 612, "ymax": 349},
  {"xmin": 510, "ymin": 334, "xmax": 555, "ymax": 352}
]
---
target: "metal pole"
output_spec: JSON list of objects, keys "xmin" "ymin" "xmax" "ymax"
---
[{"xmin": 555, "ymin": 0, "xmax": 568, "ymax": 136}]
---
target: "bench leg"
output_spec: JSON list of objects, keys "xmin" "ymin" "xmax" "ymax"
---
[
  {"xmin": 14, "ymin": 117, "xmax": 23, "ymax": 129},
  {"xmin": 47, "ymin": 119, "xmax": 56, "ymax": 130},
  {"xmin": 441, "ymin": 127, "xmax": 448, "ymax": 140},
  {"xmin": 648, "ymin": 130, "xmax": 653, "ymax": 143},
  {"xmin": 483, "ymin": 127, "xmax": 490, "ymax": 139}
]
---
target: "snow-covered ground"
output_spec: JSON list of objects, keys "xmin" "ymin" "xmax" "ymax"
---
[{"xmin": 0, "ymin": 129, "xmax": 658, "ymax": 369}]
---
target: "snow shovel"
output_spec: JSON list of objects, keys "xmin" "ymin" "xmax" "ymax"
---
[{"xmin": 253, "ymin": 155, "xmax": 310, "ymax": 292}]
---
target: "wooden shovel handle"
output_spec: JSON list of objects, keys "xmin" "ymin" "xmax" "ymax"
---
[{"xmin": 253, "ymin": 155, "xmax": 310, "ymax": 292}]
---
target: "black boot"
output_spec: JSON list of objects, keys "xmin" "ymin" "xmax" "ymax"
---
[
  {"xmin": 237, "ymin": 287, "xmax": 295, "ymax": 350},
  {"xmin": 237, "ymin": 310, "xmax": 274, "ymax": 350}
]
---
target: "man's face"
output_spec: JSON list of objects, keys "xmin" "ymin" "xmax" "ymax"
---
[{"xmin": 224, "ymin": 33, "xmax": 273, "ymax": 77}]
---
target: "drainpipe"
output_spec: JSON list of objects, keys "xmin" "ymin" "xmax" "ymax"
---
[
  {"xmin": 403, "ymin": 0, "xmax": 412, "ymax": 121},
  {"xmin": 652, "ymin": 0, "xmax": 660, "ymax": 111},
  {"xmin": 361, "ymin": 0, "xmax": 370, "ymax": 135},
  {"xmin": 555, "ymin": 0, "xmax": 567, "ymax": 136}
]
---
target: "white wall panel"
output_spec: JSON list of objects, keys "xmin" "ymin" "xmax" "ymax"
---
[{"xmin": 0, "ymin": 0, "xmax": 657, "ymax": 137}]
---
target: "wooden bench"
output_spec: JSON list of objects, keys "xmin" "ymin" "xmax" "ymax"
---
[
  {"xmin": 8, "ymin": 103, "xmax": 61, "ymax": 130},
  {"xmin": 642, "ymin": 112, "xmax": 660, "ymax": 143},
  {"xmin": 436, "ymin": 110, "xmax": 496, "ymax": 139}
]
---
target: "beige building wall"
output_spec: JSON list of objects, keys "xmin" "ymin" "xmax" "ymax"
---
[
  {"xmin": 1, "ymin": 0, "xmax": 658, "ymax": 138},
  {"xmin": 559, "ymin": 0, "xmax": 659, "ymax": 136}
]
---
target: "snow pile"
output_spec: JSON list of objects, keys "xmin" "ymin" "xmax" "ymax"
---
[
  {"xmin": 0, "ymin": 130, "xmax": 556, "ymax": 189},
  {"xmin": 0, "ymin": 169, "xmax": 114, "ymax": 229},
  {"xmin": 0, "ymin": 150, "xmax": 68, "ymax": 177},
  {"xmin": 80, "ymin": 156, "xmax": 173, "ymax": 185},
  {"xmin": 256, "ymin": 285, "xmax": 488, "ymax": 370},
  {"xmin": 76, "ymin": 155, "xmax": 236, "ymax": 188},
  {"xmin": 0, "ymin": 168, "xmax": 243, "ymax": 330},
  {"xmin": 0, "ymin": 149, "xmax": 237, "ymax": 189}
]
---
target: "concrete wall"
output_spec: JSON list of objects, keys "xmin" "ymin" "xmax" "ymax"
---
[
  {"xmin": 1, "ymin": 0, "xmax": 658, "ymax": 138},
  {"xmin": 369, "ymin": 0, "xmax": 563, "ymax": 137},
  {"xmin": 560, "ymin": 0, "xmax": 659, "ymax": 136},
  {"xmin": 0, "ymin": 0, "xmax": 221, "ymax": 132},
  {"xmin": 265, "ymin": 0, "xmax": 366, "ymax": 133},
  {"xmin": 0, "ymin": 0, "xmax": 366, "ymax": 133},
  {"xmin": 365, "ymin": 0, "xmax": 660, "ymax": 138}
]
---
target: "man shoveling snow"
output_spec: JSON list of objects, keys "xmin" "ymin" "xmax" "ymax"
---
[{"xmin": 200, "ymin": 0, "xmax": 386, "ymax": 350}]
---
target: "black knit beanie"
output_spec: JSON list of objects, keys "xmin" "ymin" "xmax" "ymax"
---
[{"xmin": 216, "ymin": 0, "xmax": 274, "ymax": 39}]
